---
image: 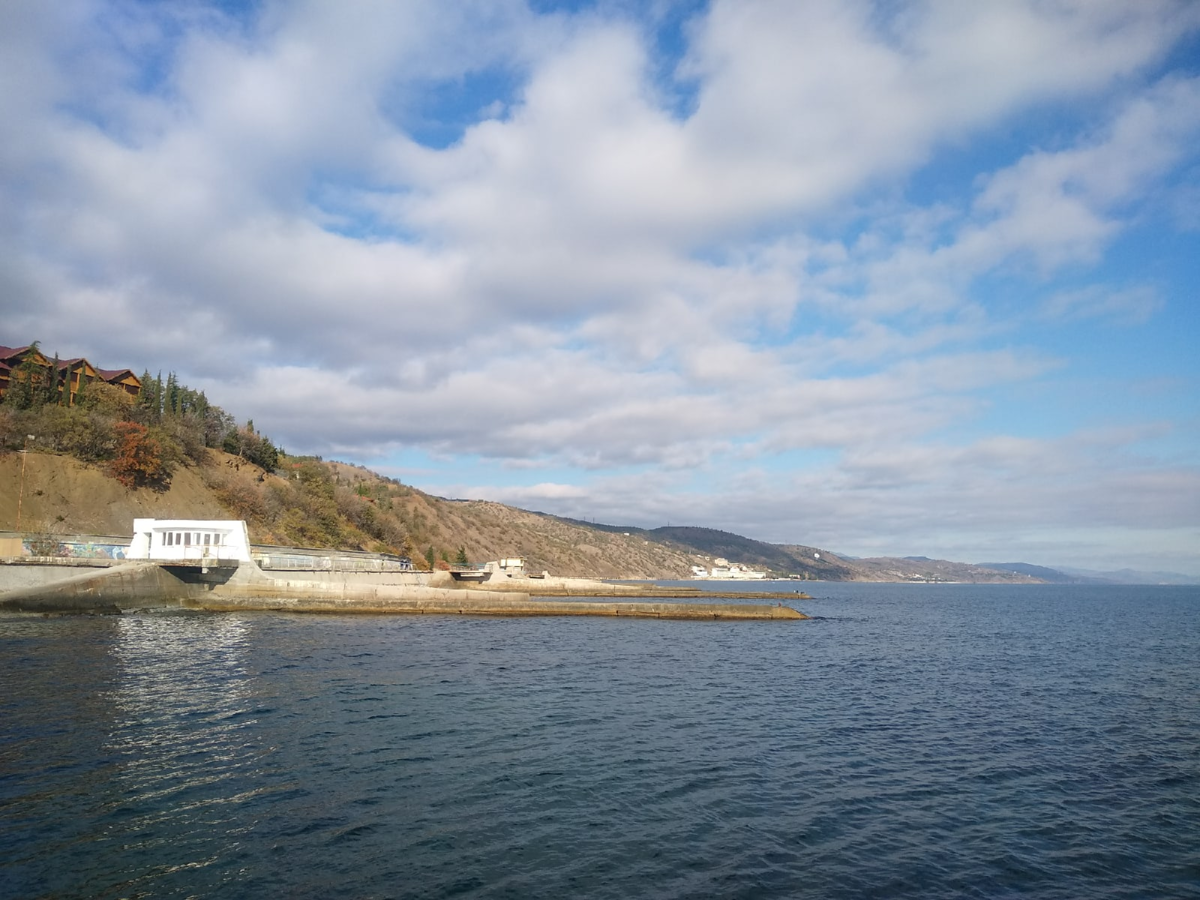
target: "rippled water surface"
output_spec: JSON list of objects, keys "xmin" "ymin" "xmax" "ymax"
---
[{"xmin": 2, "ymin": 584, "xmax": 1198, "ymax": 899}]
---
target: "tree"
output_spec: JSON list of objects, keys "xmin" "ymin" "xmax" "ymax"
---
[
  {"xmin": 4, "ymin": 343, "xmax": 43, "ymax": 409},
  {"xmin": 109, "ymin": 421, "xmax": 171, "ymax": 489},
  {"xmin": 454, "ymin": 546, "xmax": 469, "ymax": 565},
  {"xmin": 79, "ymin": 381, "xmax": 136, "ymax": 416},
  {"xmin": 165, "ymin": 372, "xmax": 179, "ymax": 418},
  {"xmin": 204, "ymin": 405, "xmax": 235, "ymax": 449},
  {"xmin": 137, "ymin": 369, "xmax": 159, "ymax": 422},
  {"xmin": 224, "ymin": 422, "xmax": 279, "ymax": 471},
  {"xmin": 73, "ymin": 368, "xmax": 88, "ymax": 408},
  {"xmin": 47, "ymin": 353, "xmax": 62, "ymax": 406},
  {"xmin": 2, "ymin": 362, "xmax": 32, "ymax": 408}
]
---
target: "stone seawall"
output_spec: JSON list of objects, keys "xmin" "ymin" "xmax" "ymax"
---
[
  {"xmin": 0, "ymin": 561, "xmax": 806, "ymax": 620},
  {"xmin": 453, "ymin": 574, "xmax": 812, "ymax": 601},
  {"xmin": 0, "ymin": 561, "xmax": 526, "ymax": 615},
  {"xmin": 0, "ymin": 557, "xmax": 121, "ymax": 591},
  {"xmin": 0, "ymin": 561, "xmax": 199, "ymax": 613}
]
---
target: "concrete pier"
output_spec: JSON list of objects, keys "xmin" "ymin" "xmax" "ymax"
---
[
  {"xmin": 453, "ymin": 575, "xmax": 812, "ymax": 601},
  {"xmin": 0, "ymin": 561, "xmax": 807, "ymax": 620}
]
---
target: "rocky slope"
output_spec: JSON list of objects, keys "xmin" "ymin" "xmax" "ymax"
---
[
  {"xmin": 0, "ymin": 451, "xmax": 705, "ymax": 578},
  {"xmin": 0, "ymin": 450, "xmax": 228, "ymax": 534},
  {"xmin": 0, "ymin": 451, "xmax": 1047, "ymax": 582}
]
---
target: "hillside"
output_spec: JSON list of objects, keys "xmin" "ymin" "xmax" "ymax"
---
[
  {"xmin": 631, "ymin": 528, "xmax": 1037, "ymax": 583},
  {"xmin": 844, "ymin": 556, "xmax": 1043, "ymax": 584},
  {"xmin": 0, "ymin": 451, "xmax": 705, "ymax": 578},
  {"xmin": 977, "ymin": 562, "xmax": 1099, "ymax": 584},
  {"xmin": 0, "ymin": 450, "xmax": 230, "ymax": 533},
  {"xmin": 1, "ymin": 450, "xmax": 1078, "ymax": 583},
  {"xmin": 647, "ymin": 526, "xmax": 858, "ymax": 580}
]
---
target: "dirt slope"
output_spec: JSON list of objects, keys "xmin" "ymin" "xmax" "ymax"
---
[
  {"xmin": 0, "ymin": 451, "xmax": 227, "ymax": 536},
  {"xmin": 0, "ymin": 452, "xmax": 705, "ymax": 577}
]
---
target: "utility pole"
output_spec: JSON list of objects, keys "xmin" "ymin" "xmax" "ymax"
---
[{"xmin": 15, "ymin": 434, "xmax": 34, "ymax": 531}]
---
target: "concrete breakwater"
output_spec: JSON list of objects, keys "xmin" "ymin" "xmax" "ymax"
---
[
  {"xmin": 454, "ymin": 575, "xmax": 812, "ymax": 602},
  {"xmin": 0, "ymin": 560, "xmax": 807, "ymax": 620}
]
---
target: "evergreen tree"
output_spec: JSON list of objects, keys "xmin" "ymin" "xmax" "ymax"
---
[
  {"xmin": 48, "ymin": 354, "xmax": 62, "ymax": 406},
  {"xmin": 137, "ymin": 369, "xmax": 157, "ymax": 419},
  {"xmin": 2, "ymin": 363, "xmax": 30, "ymax": 408},
  {"xmin": 165, "ymin": 372, "xmax": 179, "ymax": 418},
  {"xmin": 194, "ymin": 390, "xmax": 209, "ymax": 420},
  {"xmin": 6, "ymin": 344, "xmax": 43, "ymax": 409},
  {"xmin": 73, "ymin": 367, "xmax": 88, "ymax": 408}
]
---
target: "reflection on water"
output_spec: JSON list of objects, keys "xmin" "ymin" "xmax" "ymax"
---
[
  {"xmin": 109, "ymin": 615, "xmax": 254, "ymax": 743},
  {"xmin": 96, "ymin": 616, "xmax": 284, "ymax": 898},
  {"xmin": 1, "ymin": 614, "xmax": 292, "ymax": 898}
]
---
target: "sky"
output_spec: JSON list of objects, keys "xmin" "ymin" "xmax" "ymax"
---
[{"xmin": 2, "ymin": 0, "xmax": 1199, "ymax": 575}]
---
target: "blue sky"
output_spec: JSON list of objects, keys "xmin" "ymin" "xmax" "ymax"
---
[{"xmin": 2, "ymin": 0, "xmax": 1198, "ymax": 574}]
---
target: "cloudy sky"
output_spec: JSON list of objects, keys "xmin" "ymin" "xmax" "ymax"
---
[{"xmin": 3, "ymin": 0, "xmax": 1199, "ymax": 574}]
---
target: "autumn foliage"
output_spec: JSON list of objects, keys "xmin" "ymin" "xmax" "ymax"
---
[
  {"xmin": 109, "ymin": 421, "xmax": 170, "ymax": 489},
  {"xmin": 2, "ymin": 345, "xmax": 283, "ymax": 496}
]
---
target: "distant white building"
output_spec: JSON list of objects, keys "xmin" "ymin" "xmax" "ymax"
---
[
  {"xmin": 691, "ymin": 558, "xmax": 767, "ymax": 580},
  {"xmin": 127, "ymin": 519, "xmax": 253, "ymax": 563}
]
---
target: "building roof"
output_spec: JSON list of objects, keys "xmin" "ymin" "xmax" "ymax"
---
[
  {"xmin": 0, "ymin": 344, "xmax": 141, "ymax": 393},
  {"xmin": 97, "ymin": 368, "xmax": 139, "ymax": 382}
]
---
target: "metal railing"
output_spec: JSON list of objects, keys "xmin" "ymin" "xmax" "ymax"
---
[{"xmin": 251, "ymin": 547, "xmax": 414, "ymax": 573}]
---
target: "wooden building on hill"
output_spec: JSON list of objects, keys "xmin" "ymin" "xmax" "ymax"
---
[
  {"xmin": 0, "ymin": 344, "xmax": 142, "ymax": 405},
  {"xmin": 57, "ymin": 357, "xmax": 100, "ymax": 406},
  {"xmin": 96, "ymin": 367, "xmax": 142, "ymax": 397}
]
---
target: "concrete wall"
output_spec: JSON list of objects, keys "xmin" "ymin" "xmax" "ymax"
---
[
  {"xmin": 0, "ymin": 562, "xmax": 192, "ymax": 613},
  {"xmin": 0, "ymin": 560, "xmax": 804, "ymax": 619},
  {"xmin": 0, "ymin": 558, "xmax": 120, "ymax": 590},
  {"xmin": 0, "ymin": 560, "xmax": 526, "ymax": 615}
]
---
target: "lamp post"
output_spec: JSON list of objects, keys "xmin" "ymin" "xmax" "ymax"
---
[{"xmin": 15, "ymin": 434, "xmax": 34, "ymax": 531}]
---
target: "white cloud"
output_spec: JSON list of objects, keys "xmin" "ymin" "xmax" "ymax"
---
[
  {"xmin": 1041, "ymin": 285, "xmax": 1163, "ymax": 324},
  {"xmin": 2, "ymin": 0, "xmax": 1198, "ymax": 573},
  {"xmin": 450, "ymin": 424, "xmax": 1200, "ymax": 572}
]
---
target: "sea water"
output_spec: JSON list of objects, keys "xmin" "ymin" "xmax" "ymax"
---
[{"xmin": 1, "ymin": 583, "xmax": 1198, "ymax": 899}]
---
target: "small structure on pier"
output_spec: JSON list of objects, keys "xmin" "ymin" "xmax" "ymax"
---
[
  {"xmin": 127, "ymin": 519, "xmax": 253, "ymax": 564},
  {"xmin": 448, "ymin": 557, "xmax": 551, "ymax": 583},
  {"xmin": 488, "ymin": 557, "xmax": 528, "ymax": 578}
]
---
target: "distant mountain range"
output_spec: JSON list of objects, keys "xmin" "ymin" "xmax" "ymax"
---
[
  {"xmin": 979, "ymin": 562, "xmax": 1200, "ymax": 585},
  {"xmin": 583, "ymin": 525, "xmax": 1200, "ymax": 584},
  {"xmin": 975, "ymin": 562, "xmax": 1099, "ymax": 584},
  {"xmin": 561, "ymin": 524, "xmax": 1045, "ymax": 583}
]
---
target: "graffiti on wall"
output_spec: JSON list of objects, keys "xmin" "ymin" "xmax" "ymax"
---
[{"xmin": 21, "ymin": 540, "xmax": 127, "ymax": 559}]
